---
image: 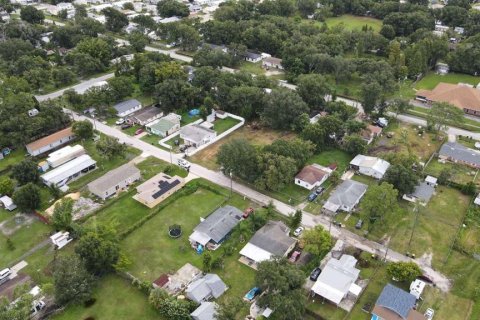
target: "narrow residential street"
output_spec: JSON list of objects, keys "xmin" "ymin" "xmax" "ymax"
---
[{"xmin": 67, "ymin": 110, "xmax": 452, "ymax": 292}]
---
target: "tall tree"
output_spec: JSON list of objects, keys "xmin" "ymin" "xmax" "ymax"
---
[
  {"xmin": 53, "ymin": 255, "xmax": 94, "ymax": 306},
  {"xmin": 383, "ymin": 164, "xmax": 418, "ymax": 195},
  {"xmin": 426, "ymin": 102, "xmax": 465, "ymax": 133},
  {"xmin": 102, "ymin": 7, "xmax": 129, "ymax": 32},
  {"xmin": 261, "ymin": 90, "xmax": 309, "ymax": 131},
  {"xmin": 296, "ymin": 74, "xmax": 331, "ymax": 109},
  {"xmin": 72, "ymin": 120, "xmax": 94, "ymax": 140},
  {"xmin": 157, "ymin": 0, "xmax": 189, "ymax": 17},
  {"xmin": 0, "ymin": 293, "xmax": 33, "ymax": 320},
  {"xmin": 0, "ymin": 177, "xmax": 14, "ymax": 196},
  {"xmin": 256, "ymin": 259, "xmax": 306, "ymax": 320},
  {"xmin": 387, "ymin": 261, "xmax": 422, "ymax": 282},
  {"xmin": 263, "ymin": 139, "xmax": 315, "ymax": 169},
  {"xmin": 11, "ymin": 159, "xmax": 39, "ymax": 185},
  {"xmin": 255, "ymin": 153, "xmax": 297, "ymax": 191},
  {"xmin": 217, "ymin": 139, "xmax": 260, "ymax": 183},
  {"xmin": 149, "ymin": 288, "xmax": 196, "ymax": 320},
  {"xmin": 75, "ymin": 224, "xmax": 120, "ymax": 276},
  {"xmin": 216, "ymin": 298, "xmax": 245, "ymax": 320},
  {"xmin": 301, "ymin": 225, "xmax": 332, "ymax": 257},
  {"xmin": 343, "ymin": 135, "xmax": 367, "ymax": 155},
  {"xmin": 12, "ymin": 183, "xmax": 41, "ymax": 212},
  {"xmin": 20, "ymin": 6, "xmax": 44, "ymax": 24},
  {"xmin": 360, "ymin": 182, "xmax": 398, "ymax": 231},
  {"xmin": 52, "ymin": 198, "xmax": 74, "ymax": 231},
  {"xmin": 96, "ymin": 136, "xmax": 127, "ymax": 160}
]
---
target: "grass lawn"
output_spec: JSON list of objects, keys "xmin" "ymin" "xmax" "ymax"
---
[
  {"xmin": 190, "ymin": 126, "xmax": 297, "ymax": 170},
  {"xmin": 424, "ymin": 159, "xmax": 477, "ymax": 185},
  {"xmin": 323, "ymin": 15, "xmax": 383, "ymax": 32},
  {"xmin": 415, "ymin": 72, "xmax": 480, "ymax": 90},
  {"xmin": 66, "ymin": 138, "xmax": 142, "ymax": 191},
  {"xmin": 370, "ymin": 122, "xmax": 445, "ymax": 162},
  {"xmin": 351, "ymin": 174, "xmax": 379, "ymax": 187},
  {"xmin": 136, "ymin": 156, "xmax": 188, "ymax": 179},
  {"xmin": 52, "ymin": 275, "xmax": 159, "ymax": 320},
  {"xmin": 0, "ymin": 149, "xmax": 26, "ymax": 173},
  {"xmin": 213, "ymin": 116, "xmax": 242, "ymax": 134},
  {"xmin": 417, "ymin": 286, "xmax": 473, "ymax": 320},
  {"xmin": 457, "ymin": 135, "xmax": 478, "ymax": 149},
  {"xmin": 0, "ymin": 216, "xmax": 51, "ymax": 267},
  {"xmin": 406, "ymin": 107, "xmax": 480, "ymax": 131},
  {"xmin": 307, "ymin": 149, "xmax": 353, "ymax": 173},
  {"xmin": 140, "ymin": 133, "xmax": 160, "ymax": 146},
  {"xmin": 238, "ymin": 61, "xmax": 265, "ymax": 75},
  {"xmin": 180, "ymin": 111, "xmax": 201, "ymax": 125}
]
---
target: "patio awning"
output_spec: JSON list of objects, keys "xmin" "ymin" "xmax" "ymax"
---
[
  {"xmin": 323, "ymin": 201, "xmax": 340, "ymax": 213},
  {"xmin": 189, "ymin": 231, "xmax": 211, "ymax": 246},
  {"xmin": 349, "ymin": 283, "xmax": 362, "ymax": 296},
  {"xmin": 239, "ymin": 243, "xmax": 272, "ymax": 263}
]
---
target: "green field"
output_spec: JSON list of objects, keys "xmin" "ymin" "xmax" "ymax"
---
[
  {"xmin": 214, "ymin": 117, "xmax": 242, "ymax": 134},
  {"xmin": 52, "ymin": 275, "xmax": 160, "ymax": 320},
  {"xmin": 308, "ymin": 149, "xmax": 353, "ymax": 174},
  {"xmin": 424, "ymin": 159, "xmax": 477, "ymax": 185},
  {"xmin": 324, "ymin": 15, "xmax": 383, "ymax": 32},
  {"xmin": 415, "ymin": 72, "xmax": 480, "ymax": 90},
  {"xmin": 238, "ymin": 61, "xmax": 266, "ymax": 75},
  {"xmin": 0, "ymin": 149, "xmax": 26, "ymax": 173}
]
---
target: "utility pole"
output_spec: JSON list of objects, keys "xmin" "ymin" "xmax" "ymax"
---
[
  {"xmin": 408, "ymin": 204, "xmax": 420, "ymax": 249},
  {"xmin": 229, "ymin": 171, "xmax": 233, "ymax": 199}
]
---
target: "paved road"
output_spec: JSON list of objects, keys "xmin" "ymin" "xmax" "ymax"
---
[{"xmin": 67, "ymin": 110, "xmax": 451, "ymax": 291}]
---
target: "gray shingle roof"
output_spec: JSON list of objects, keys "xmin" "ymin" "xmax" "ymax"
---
[
  {"xmin": 113, "ymin": 99, "xmax": 141, "ymax": 114},
  {"xmin": 376, "ymin": 284, "xmax": 416, "ymax": 319},
  {"xmin": 191, "ymin": 302, "xmax": 217, "ymax": 320},
  {"xmin": 186, "ymin": 274, "xmax": 227, "ymax": 303},
  {"xmin": 246, "ymin": 51, "xmax": 261, "ymax": 59},
  {"xmin": 194, "ymin": 206, "xmax": 242, "ymax": 243},
  {"xmin": 439, "ymin": 142, "xmax": 480, "ymax": 166},
  {"xmin": 249, "ymin": 221, "xmax": 296, "ymax": 256},
  {"xmin": 326, "ymin": 180, "xmax": 368, "ymax": 209},
  {"xmin": 410, "ymin": 181, "xmax": 434, "ymax": 202},
  {"xmin": 133, "ymin": 106, "xmax": 163, "ymax": 122},
  {"xmin": 88, "ymin": 163, "xmax": 140, "ymax": 195},
  {"xmin": 180, "ymin": 124, "xmax": 216, "ymax": 144}
]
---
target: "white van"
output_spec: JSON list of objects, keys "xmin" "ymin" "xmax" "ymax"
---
[
  {"xmin": 178, "ymin": 159, "xmax": 191, "ymax": 170},
  {"xmin": 0, "ymin": 268, "xmax": 11, "ymax": 284}
]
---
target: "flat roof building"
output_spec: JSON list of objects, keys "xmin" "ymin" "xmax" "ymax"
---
[
  {"xmin": 41, "ymin": 154, "xmax": 96, "ymax": 187},
  {"xmin": 47, "ymin": 144, "xmax": 85, "ymax": 168},
  {"xmin": 26, "ymin": 127, "xmax": 75, "ymax": 156}
]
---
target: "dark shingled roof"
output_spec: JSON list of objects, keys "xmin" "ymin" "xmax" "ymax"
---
[
  {"xmin": 376, "ymin": 284, "xmax": 417, "ymax": 319},
  {"xmin": 439, "ymin": 142, "xmax": 480, "ymax": 167},
  {"xmin": 194, "ymin": 206, "xmax": 242, "ymax": 243},
  {"xmin": 249, "ymin": 220, "xmax": 296, "ymax": 256}
]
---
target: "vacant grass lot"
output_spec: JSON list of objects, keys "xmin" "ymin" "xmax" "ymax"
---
[
  {"xmin": 0, "ymin": 215, "xmax": 51, "ymax": 267},
  {"xmin": 190, "ymin": 126, "xmax": 296, "ymax": 170},
  {"xmin": 52, "ymin": 275, "xmax": 159, "ymax": 320},
  {"xmin": 213, "ymin": 116, "xmax": 242, "ymax": 134},
  {"xmin": 238, "ymin": 61, "xmax": 265, "ymax": 75},
  {"xmin": 424, "ymin": 160, "xmax": 477, "ymax": 185},
  {"xmin": 140, "ymin": 133, "xmax": 160, "ymax": 146},
  {"xmin": 308, "ymin": 149, "xmax": 353, "ymax": 173},
  {"xmin": 0, "ymin": 149, "xmax": 25, "ymax": 173},
  {"xmin": 370, "ymin": 122, "xmax": 444, "ymax": 162},
  {"xmin": 415, "ymin": 72, "xmax": 480, "ymax": 90},
  {"xmin": 323, "ymin": 15, "xmax": 383, "ymax": 32},
  {"xmin": 136, "ymin": 156, "xmax": 188, "ymax": 179}
]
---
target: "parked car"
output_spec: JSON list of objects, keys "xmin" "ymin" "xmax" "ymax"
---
[
  {"xmin": 177, "ymin": 158, "xmax": 191, "ymax": 170},
  {"xmin": 355, "ymin": 219, "xmax": 363, "ymax": 229},
  {"xmin": 243, "ymin": 207, "xmax": 254, "ymax": 219},
  {"xmin": 121, "ymin": 123, "xmax": 132, "ymax": 130},
  {"xmin": 293, "ymin": 227, "xmax": 304, "ymax": 237},
  {"xmin": 135, "ymin": 128, "xmax": 144, "ymax": 135},
  {"xmin": 424, "ymin": 308, "xmax": 434, "ymax": 320},
  {"xmin": 288, "ymin": 251, "xmax": 301, "ymax": 263},
  {"xmin": 315, "ymin": 187, "xmax": 325, "ymax": 195},
  {"xmin": 31, "ymin": 300, "xmax": 46, "ymax": 316},
  {"xmin": 308, "ymin": 192, "xmax": 318, "ymax": 202},
  {"xmin": 0, "ymin": 268, "xmax": 11, "ymax": 284},
  {"xmin": 115, "ymin": 118, "xmax": 125, "ymax": 125},
  {"xmin": 179, "ymin": 145, "xmax": 188, "ymax": 152},
  {"xmin": 309, "ymin": 267, "xmax": 322, "ymax": 281}
]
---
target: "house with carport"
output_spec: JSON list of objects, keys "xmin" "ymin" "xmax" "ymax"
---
[{"xmin": 88, "ymin": 163, "xmax": 140, "ymax": 200}]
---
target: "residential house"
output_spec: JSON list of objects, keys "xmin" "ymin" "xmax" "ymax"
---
[
  {"xmin": 88, "ymin": 163, "xmax": 141, "ymax": 200},
  {"xmin": 191, "ymin": 302, "xmax": 218, "ymax": 320},
  {"xmin": 371, "ymin": 284, "xmax": 426, "ymax": 320},
  {"xmin": 323, "ymin": 180, "xmax": 368, "ymax": 214},
  {"xmin": 146, "ymin": 114, "xmax": 181, "ymax": 137},
  {"xmin": 41, "ymin": 154, "xmax": 97, "ymax": 187},
  {"xmin": 454, "ymin": 26, "xmax": 465, "ymax": 35},
  {"xmin": 438, "ymin": 142, "xmax": 480, "ymax": 169},
  {"xmin": 416, "ymin": 83, "xmax": 480, "ymax": 116},
  {"xmin": 46, "ymin": 145, "xmax": 85, "ymax": 168},
  {"xmin": 0, "ymin": 196, "xmax": 16, "ymax": 211},
  {"xmin": 159, "ymin": 16, "xmax": 181, "ymax": 24},
  {"xmin": 350, "ymin": 155, "xmax": 390, "ymax": 179},
  {"xmin": 113, "ymin": 99, "xmax": 142, "ymax": 117},
  {"xmin": 402, "ymin": 176, "xmax": 437, "ymax": 205},
  {"xmin": 262, "ymin": 57, "xmax": 283, "ymax": 70},
  {"xmin": 185, "ymin": 273, "xmax": 228, "ymax": 304},
  {"xmin": 435, "ymin": 62, "xmax": 449, "ymax": 75},
  {"xmin": 295, "ymin": 164, "xmax": 332, "ymax": 190},
  {"xmin": 133, "ymin": 173, "xmax": 185, "ymax": 208},
  {"xmin": 180, "ymin": 124, "xmax": 217, "ymax": 148},
  {"xmin": 239, "ymin": 220, "xmax": 297, "ymax": 269},
  {"xmin": 131, "ymin": 106, "xmax": 164, "ymax": 126},
  {"xmin": 189, "ymin": 205, "xmax": 243, "ymax": 249},
  {"xmin": 361, "ymin": 125, "xmax": 383, "ymax": 145},
  {"xmin": 26, "ymin": 127, "xmax": 75, "ymax": 156},
  {"xmin": 245, "ymin": 51, "xmax": 262, "ymax": 63},
  {"xmin": 311, "ymin": 255, "xmax": 362, "ymax": 305}
]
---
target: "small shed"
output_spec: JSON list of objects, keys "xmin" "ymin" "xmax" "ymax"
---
[{"xmin": 0, "ymin": 196, "xmax": 16, "ymax": 211}]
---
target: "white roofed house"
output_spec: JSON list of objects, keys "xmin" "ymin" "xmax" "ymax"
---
[
  {"xmin": 239, "ymin": 220, "xmax": 297, "ymax": 269},
  {"xmin": 311, "ymin": 255, "xmax": 361, "ymax": 307},
  {"xmin": 185, "ymin": 273, "xmax": 228, "ymax": 304},
  {"xmin": 322, "ymin": 180, "xmax": 368, "ymax": 214},
  {"xmin": 46, "ymin": 145, "xmax": 85, "ymax": 168},
  {"xmin": 0, "ymin": 196, "xmax": 16, "ymax": 211},
  {"xmin": 295, "ymin": 164, "xmax": 332, "ymax": 190},
  {"xmin": 113, "ymin": 99, "xmax": 142, "ymax": 117},
  {"xmin": 349, "ymin": 155, "xmax": 390, "ymax": 179},
  {"xmin": 88, "ymin": 163, "xmax": 141, "ymax": 200},
  {"xmin": 41, "ymin": 154, "xmax": 97, "ymax": 188},
  {"xmin": 180, "ymin": 124, "xmax": 217, "ymax": 148},
  {"xmin": 262, "ymin": 57, "xmax": 283, "ymax": 70}
]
